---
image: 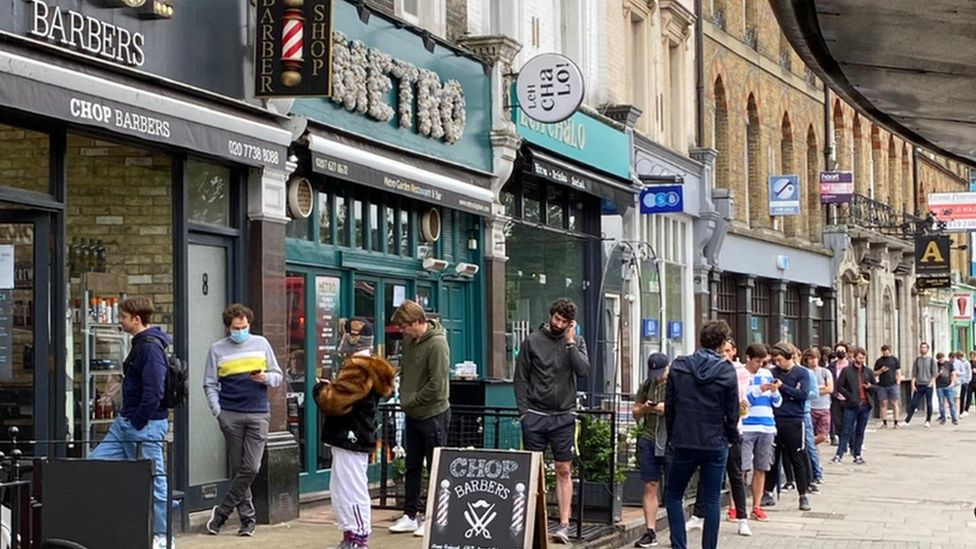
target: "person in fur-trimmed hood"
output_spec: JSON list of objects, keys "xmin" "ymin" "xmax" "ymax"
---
[{"xmin": 313, "ymin": 318, "xmax": 395, "ymax": 549}]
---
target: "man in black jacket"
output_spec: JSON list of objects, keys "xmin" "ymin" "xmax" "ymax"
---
[
  {"xmin": 664, "ymin": 320, "xmax": 739, "ymax": 549},
  {"xmin": 831, "ymin": 346, "xmax": 875, "ymax": 465}
]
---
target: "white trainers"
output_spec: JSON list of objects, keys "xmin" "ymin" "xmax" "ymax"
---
[
  {"xmin": 389, "ymin": 514, "xmax": 419, "ymax": 533},
  {"xmin": 413, "ymin": 517, "xmax": 426, "ymax": 537},
  {"xmin": 685, "ymin": 515, "xmax": 703, "ymax": 531},
  {"xmin": 963, "ymin": 411, "xmax": 970, "ymax": 418},
  {"xmin": 152, "ymin": 535, "xmax": 175, "ymax": 549},
  {"xmin": 924, "ymin": 421, "xmax": 931, "ymax": 428},
  {"xmin": 737, "ymin": 519, "xmax": 752, "ymax": 537}
]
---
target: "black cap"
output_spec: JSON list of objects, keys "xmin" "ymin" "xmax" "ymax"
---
[{"xmin": 646, "ymin": 352, "xmax": 669, "ymax": 380}]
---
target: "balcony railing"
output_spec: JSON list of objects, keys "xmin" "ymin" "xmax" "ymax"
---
[{"xmin": 830, "ymin": 193, "xmax": 926, "ymax": 239}]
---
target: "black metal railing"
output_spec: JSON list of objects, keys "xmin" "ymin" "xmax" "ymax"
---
[{"xmin": 829, "ymin": 193, "xmax": 927, "ymax": 239}]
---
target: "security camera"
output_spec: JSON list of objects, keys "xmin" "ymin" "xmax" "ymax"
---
[
  {"xmin": 422, "ymin": 258, "xmax": 448, "ymax": 272},
  {"xmin": 454, "ymin": 262, "xmax": 480, "ymax": 277}
]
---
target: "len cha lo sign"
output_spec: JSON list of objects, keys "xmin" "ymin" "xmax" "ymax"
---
[{"xmin": 516, "ymin": 53, "xmax": 585, "ymax": 123}]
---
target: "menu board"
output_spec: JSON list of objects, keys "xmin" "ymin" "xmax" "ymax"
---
[
  {"xmin": 0, "ymin": 290, "xmax": 12, "ymax": 380},
  {"xmin": 315, "ymin": 276, "xmax": 341, "ymax": 379}
]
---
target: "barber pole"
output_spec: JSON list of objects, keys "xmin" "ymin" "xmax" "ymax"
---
[
  {"xmin": 436, "ymin": 479, "xmax": 451, "ymax": 531},
  {"xmin": 510, "ymin": 482, "xmax": 525, "ymax": 536},
  {"xmin": 281, "ymin": 0, "xmax": 305, "ymax": 87}
]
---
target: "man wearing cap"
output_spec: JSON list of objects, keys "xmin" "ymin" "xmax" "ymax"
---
[{"xmin": 632, "ymin": 353, "xmax": 669, "ymax": 548}]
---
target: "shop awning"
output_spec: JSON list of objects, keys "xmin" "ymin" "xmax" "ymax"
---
[
  {"xmin": 307, "ymin": 130, "xmax": 494, "ymax": 216},
  {"xmin": 0, "ymin": 45, "xmax": 291, "ymax": 170},
  {"xmin": 519, "ymin": 146, "xmax": 638, "ymax": 207}
]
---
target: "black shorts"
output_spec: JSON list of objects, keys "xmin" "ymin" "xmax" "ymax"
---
[{"xmin": 521, "ymin": 412, "xmax": 576, "ymax": 462}]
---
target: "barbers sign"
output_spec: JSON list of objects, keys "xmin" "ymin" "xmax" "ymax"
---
[
  {"xmin": 423, "ymin": 448, "xmax": 547, "ymax": 549},
  {"xmin": 516, "ymin": 53, "xmax": 585, "ymax": 124}
]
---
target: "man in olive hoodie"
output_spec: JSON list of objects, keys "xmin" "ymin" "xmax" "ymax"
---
[
  {"xmin": 514, "ymin": 298, "xmax": 590, "ymax": 544},
  {"xmin": 388, "ymin": 300, "xmax": 451, "ymax": 536}
]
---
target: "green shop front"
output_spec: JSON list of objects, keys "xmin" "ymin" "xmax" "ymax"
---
[
  {"xmin": 283, "ymin": 0, "xmax": 494, "ymax": 493},
  {"xmin": 950, "ymin": 285, "xmax": 975, "ymax": 353},
  {"xmin": 502, "ymin": 108, "xmax": 638, "ymax": 395}
]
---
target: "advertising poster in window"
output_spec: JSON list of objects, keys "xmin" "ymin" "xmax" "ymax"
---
[{"xmin": 315, "ymin": 276, "xmax": 341, "ymax": 379}]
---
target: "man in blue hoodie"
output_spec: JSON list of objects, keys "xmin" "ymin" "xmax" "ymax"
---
[
  {"xmin": 664, "ymin": 320, "xmax": 740, "ymax": 549},
  {"xmin": 90, "ymin": 297, "xmax": 172, "ymax": 549}
]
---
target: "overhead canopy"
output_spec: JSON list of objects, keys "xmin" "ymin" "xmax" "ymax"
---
[
  {"xmin": 518, "ymin": 146, "xmax": 638, "ymax": 207},
  {"xmin": 772, "ymin": 1, "xmax": 976, "ymax": 166},
  {"xmin": 307, "ymin": 130, "xmax": 494, "ymax": 216}
]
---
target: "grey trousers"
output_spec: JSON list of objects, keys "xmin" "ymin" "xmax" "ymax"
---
[{"xmin": 216, "ymin": 410, "xmax": 270, "ymax": 520}]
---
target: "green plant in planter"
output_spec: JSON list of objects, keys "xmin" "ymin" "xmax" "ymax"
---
[
  {"xmin": 576, "ymin": 414, "xmax": 625, "ymax": 484},
  {"xmin": 391, "ymin": 445, "xmax": 407, "ymax": 481}
]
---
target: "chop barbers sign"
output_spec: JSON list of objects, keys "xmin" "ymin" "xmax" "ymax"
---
[{"xmin": 516, "ymin": 53, "xmax": 584, "ymax": 124}]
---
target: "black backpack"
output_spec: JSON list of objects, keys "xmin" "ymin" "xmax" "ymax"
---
[{"xmin": 126, "ymin": 335, "xmax": 188, "ymax": 409}]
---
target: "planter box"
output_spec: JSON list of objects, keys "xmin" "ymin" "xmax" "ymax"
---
[
  {"xmin": 622, "ymin": 470, "xmax": 644, "ymax": 506},
  {"xmin": 548, "ymin": 480, "xmax": 623, "ymax": 523}
]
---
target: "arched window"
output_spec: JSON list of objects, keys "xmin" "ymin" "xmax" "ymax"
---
[
  {"xmin": 887, "ymin": 136, "xmax": 898, "ymax": 210},
  {"xmin": 713, "ymin": 77, "xmax": 730, "ymax": 192},
  {"xmin": 747, "ymin": 94, "xmax": 764, "ymax": 227},
  {"xmin": 806, "ymin": 125, "xmax": 820, "ymax": 241},
  {"xmin": 852, "ymin": 114, "xmax": 865, "ymax": 196},
  {"xmin": 744, "ymin": 0, "xmax": 759, "ymax": 49},
  {"xmin": 832, "ymin": 100, "xmax": 846, "ymax": 170},
  {"xmin": 870, "ymin": 125, "xmax": 883, "ymax": 201},
  {"xmin": 901, "ymin": 144, "xmax": 912, "ymax": 213},
  {"xmin": 781, "ymin": 113, "xmax": 796, "ymax": 235}
]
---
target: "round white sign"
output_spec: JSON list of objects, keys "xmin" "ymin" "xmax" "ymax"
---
[{"xmin": 515, "ymin": 53, "xmax": 585, "ymax": 124}]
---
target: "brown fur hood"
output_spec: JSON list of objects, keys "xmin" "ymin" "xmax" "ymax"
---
[{"xmin": 314, "ymin": 355, "xmax": 396, "ymax": 417}]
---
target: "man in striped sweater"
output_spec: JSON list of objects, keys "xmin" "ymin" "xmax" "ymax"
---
[{"xmin": 740, "ymin": 343, "xmax": 782, "ymax": 522}]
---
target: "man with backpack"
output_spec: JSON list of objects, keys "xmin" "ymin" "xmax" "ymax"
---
[
  {"xmin": 204, "ymin": 304, "xmax": 283, "ymax": 537},
  {"xmin": 89, "ymin": 297, "xmax": 174, "ymax": 549}
]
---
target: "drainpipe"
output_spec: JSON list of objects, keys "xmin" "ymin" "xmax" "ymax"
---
[
  {"xmin": 913, "ymin": 146, "xmax": 920, "ymax": 216},
  {"xmin": 694, "ymin": 0, "xmax": 705, "ymax": 147},
  {"xmin": 823, "ymin": 87, "xmax": 832, "ymax": 169}
]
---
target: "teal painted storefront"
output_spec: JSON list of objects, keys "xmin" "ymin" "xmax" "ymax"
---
[
  {"xmin": 284, "ymin": 0, "xmax": 494, "ymax": 494},
  {"xmin": 950, "ymin": 285, "xmax": 975, "ymax": 353}
]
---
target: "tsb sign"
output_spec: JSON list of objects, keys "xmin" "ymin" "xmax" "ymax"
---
[{"xmin": 640, "ymin": 185, "xmax": 684, "ymax": 215}]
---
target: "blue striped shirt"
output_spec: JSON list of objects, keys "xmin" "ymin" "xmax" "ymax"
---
[{"xmin": 742, "ymin": 368, "xmax": 783, "ymax": 434}]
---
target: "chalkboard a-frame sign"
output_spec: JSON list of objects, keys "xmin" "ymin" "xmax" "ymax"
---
[{"xmin": 423, "ymin": 448, "xmax": 548, "ymax": 549}]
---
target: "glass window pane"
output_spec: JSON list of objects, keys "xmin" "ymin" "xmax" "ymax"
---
[
  {"xmin": 547, "ymin": 186, "xmax": 565, "ymax": 228},
  {"xmin": 354, "ymin": 199, "xmax": 364, "ymax": 248},
  {"xmin": 336, "ymin": 194, "xmax": 348, "ymax": 246},
  {"xmin": 286, "ymin": 215, "xmax": 310, "ymax": 240},
  {"xmin": 0, "ymin": 123, "xmax": 49, "ymax": 194},
  {"xmin": 186, "ymin": 158, "xmax": 231, "ymax": 227},
  {"xmin": 387, "ymin": 206, "xmax": 397, "ymax": 253},
  {"xmin": 314, "ymin": 275, "xmax": 342, "ymax": 471},
  {"xmin": 569, "ymin": 199, "xmax": 582, "ymax": 232},
  {"xmin": 285, "ymin": 272, "xmax": 307, "ymax": 471},
  {"xmin": 370, "ymin": 203, "xmax": 380, "ymax": 251},
  {"xmin": 400, "ymin": 209, "xmax": 410, "ymax": 256},
  {"xmin": 501, "ymin": 190, "xmax": 516, "ymax": 218},
  {"xmin": 523, "ymin": 186, "xmax": 541, "ymax": 223},
  {"xmin": 318, "ymin": 192, "xmax": 332, "ymax": 245}
]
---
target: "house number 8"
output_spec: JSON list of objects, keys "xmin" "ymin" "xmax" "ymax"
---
[{"xmin": 202, "ymin": 273, "xmax": 209, "ymax": 296}]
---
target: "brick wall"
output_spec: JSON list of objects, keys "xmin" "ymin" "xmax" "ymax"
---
[
  {"xmin": 446, "ymin": 0, "xmax": 467, "ymax": 40},
  {"xmin": 0, "ymin": 124, "xmax": 49, "ymax": 193}
]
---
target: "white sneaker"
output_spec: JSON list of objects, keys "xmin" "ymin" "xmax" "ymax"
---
[
  {"xmin": 737, "ymin": 519, "xmax": 752, "ymax": 537},
  {"xmin": 413, "ymin": 518, "xmax": 426, "ymax": 537},
  {"xmin": 389, "ymin": 514, "xmax": 419, "ymax": 533},
  {"xmin": 685, "ymin": 515, "xmax": 703, "ymax": 531},
  {"xmin": 963, "ymin": 411, "xmax": 970, "ymax": 417},
  {"xmin": 924, "ymin": 421, "xmax": 931, "ymax": 428},
  {"xmin": 152, "ymin": 535, "xmax": 175, "ymax": 549}
]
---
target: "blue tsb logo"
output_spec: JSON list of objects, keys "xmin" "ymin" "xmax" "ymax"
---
[{"xmin": 640, "ymin": 185, "xmax": 683, "ymax": 214}]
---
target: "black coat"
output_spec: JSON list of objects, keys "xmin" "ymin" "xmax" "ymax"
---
[
  {"xmin": 836, "ymin": 363, "xmax": 876, "ymax": 409},
  {"xmin": 665, "ymin": 349, "xmax": 740, "ymax": 450}
]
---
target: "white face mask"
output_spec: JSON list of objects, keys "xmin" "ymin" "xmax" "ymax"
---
[{"xmin": 230, "ymin": 327, "xmax": 250, "ymax": 344}]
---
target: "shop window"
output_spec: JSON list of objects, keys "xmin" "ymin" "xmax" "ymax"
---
[
  {"xmin": 336, "ymin": 193, "xmax": 348, "ymax": 246},
  {"xmin": 501, "ymin": 190, "xmax": 517, "ymax": 218},
  {"xmin": 285, "ymin": 272, "xmax": 308, "ymax": 471},
  {"xmin": 318, "ymin": 192, "xmax": 332, "ymax": 245},
  {"xmin": 386, "ymin": 206, "xmax": 396, "ymax": 253},
  {"xmin": 752, "ymin": 280, "xmax": 771, "ymax": 343},
  {"xmin": 784, "ymin": 285, "xmax": 800, "ymax": 343},
  {"xmin": 717, "ymin": 274, "xmax": 737, "ymax": 333},
  {"xmin": 286, "ymin": 214, "xmax": 311, "ymax": 240},
  {"xmin": 353, "ymin": 199, "xmax": 364, "ymax": 248},
  {"xmin": 523, "ymin": 185, "xmax": 542, "ymax": 223},
  {"xmin": 0, "ymin": 123, "xmax": 49, "ymax": 195},
  {"xmin": 568, "ymin": 199, "xmax": 583, "ymax": 232},
  {"xmin": 399, "ymin": 209, "xmax": 411, "ymax": 256},
  {"xmin": 186, "ymin": 158, "xmax": 231, "ymax": 227},
  {"xmin": 547, "ymin": 186, "xmax": 566, "ymax": 228},
  {"xmin": 369, "ymin": 203, "xmax": 381, "ymax": 251}
]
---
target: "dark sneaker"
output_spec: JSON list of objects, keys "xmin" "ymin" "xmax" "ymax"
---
[
  {"xmin": 808, "ymin": 483, "xmax": 820, "ymax": 493},
  {"xmin": 238, "ymin": 519, "xmax": 256, "ymax": 537},
  {"xmin": 761, "ymin": 492, "xmax": 776, "ymax": 507},
  {"xmin": 853, "ymin": 456, "xmax": 866, "ymax": 465},
  {"xmin": 829, "ymin": 456, "xmax": 842, "ymax": 464},
  {"xmin": 206, "ymin": 506, "xmax": 227, "ymax": 535},
  {"xmin": 782, "ymin": 482, "xmax": 796, "ymax": 491},
  {"xmin": 798, "ymin": 495, "xmax": 812, "ymax": 511},
  {"xmin": 634, "ymin": 529, "xmax": 658, "ymax": 547},
  {"xmin": 551, "ymin": 524, "xmax": 571, "ymax": 544}
]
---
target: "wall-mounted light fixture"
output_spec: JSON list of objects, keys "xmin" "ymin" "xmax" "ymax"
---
[
  {"xmin": 454, "ymin": 263, "xmax": 479, "ymax": 278},
  {"xmin": 422, "ymin": 258, "xmax": 448, "ymax": 272},
  {"xmin": 138, "ymin": 0, "xmax": 174, "ymax": 19}
]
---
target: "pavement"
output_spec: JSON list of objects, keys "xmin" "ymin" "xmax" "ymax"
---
[{"xmin": 175, "ymin": 414, "xmax": 976, "ymax": 549}]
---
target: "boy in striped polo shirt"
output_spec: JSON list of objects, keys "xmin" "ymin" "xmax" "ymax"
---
[{"xmin": 741, "ymin": 343, "xmax": 782, "ymax": 522}]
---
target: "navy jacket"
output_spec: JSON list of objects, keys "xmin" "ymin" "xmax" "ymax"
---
[
  {"xmin": 665, "ymin": 349, "xmax": 740, "ymax": 450},
  {"xmin": 121, "ymin": 326, "xmax": 171, "ymax": 430},
  {"xmin": 770, "ymin": 365, "xmax": 811, "ymax": 423}
]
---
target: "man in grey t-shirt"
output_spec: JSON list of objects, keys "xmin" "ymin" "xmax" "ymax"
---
[{"xmin": 904, "ymin": 342, "xmax": 938, "ymax": 427}]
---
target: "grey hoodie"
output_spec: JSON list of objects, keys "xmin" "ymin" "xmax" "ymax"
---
[{"xmin": 514, "ymin": 324, "xmax": 590, "ymax": 415}]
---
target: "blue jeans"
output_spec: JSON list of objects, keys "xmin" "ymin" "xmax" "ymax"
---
[
  {"xmin": 835, "ymin": 404, "xmax": 870, "ymax": 459},
  {"xmin": 665, "ymin": 447, "xmax": 728, "ymax": 549},
  {"xmin": 937, "ymin": 386, "xmax": 958, "ymax": 422},
  {"xmin": 90, "ymin": 417, "xmax": 169, "ymax": 535},
  {"xmin": 804, "ymin": 413, "xmax": 822, "ymax": 480},
  {"xmin": 905, "ymin": 385, "xmax": 933, "ymax": 423}
]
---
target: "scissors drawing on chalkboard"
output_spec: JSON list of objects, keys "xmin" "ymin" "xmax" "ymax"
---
[{"xmin": 464, "ymin": 500, "xmax": 497, "ymax": 539}]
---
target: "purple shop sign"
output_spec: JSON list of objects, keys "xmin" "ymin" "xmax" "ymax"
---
[{"xmin": 820, "ymin": 171, "xmax": 854, "ymax": 204}]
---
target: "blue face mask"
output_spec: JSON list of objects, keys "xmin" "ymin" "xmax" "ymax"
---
[{"xmin": 230, "ymin": 327, "xmax": 250, "ymax": 344}]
